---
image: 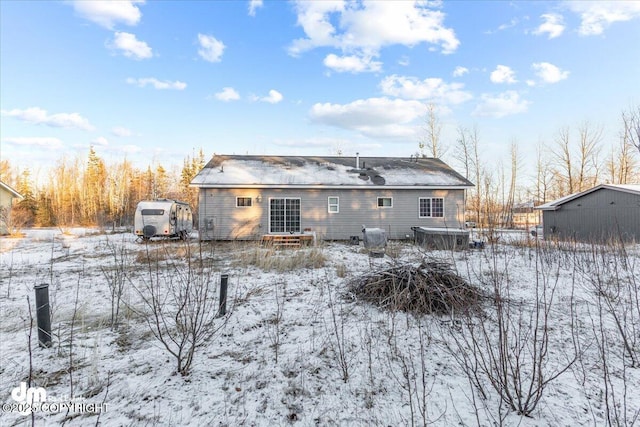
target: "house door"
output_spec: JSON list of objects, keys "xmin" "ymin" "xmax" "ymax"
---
[{"xmin": 269, "ymin": 198, "xmax": 301, "ymax": 233}]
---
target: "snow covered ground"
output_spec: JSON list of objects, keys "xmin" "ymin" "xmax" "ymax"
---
[{"xmin": 1, "ymin": 228, "xmax": 639, "ymax": 426}]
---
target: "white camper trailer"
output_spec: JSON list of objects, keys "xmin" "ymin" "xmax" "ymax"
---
[{"xmin": 134, "ymin": 199, "xmax": 193, "ymax": 240}]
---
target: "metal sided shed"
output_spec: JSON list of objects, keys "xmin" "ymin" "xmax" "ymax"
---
[
  {"xmin": 412, "ymin": 226, "xmax": 470, "ymax": 250},
  {"xmin": 535, "ymin": 184, "xmax": 640, "ymax": 243}
]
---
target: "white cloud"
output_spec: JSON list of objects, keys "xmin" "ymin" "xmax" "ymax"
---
[
  {"xmin": 289, "ymin": 1, "xmax": 459, "ymax": 72},
  {"xmin": 108, "ymin": 32, "xmax": 153, "ymax": 59},
  {"xmin": 258, "ymin": 90, "xmax": 283, "ymax": 104},
  {"xmin": 379, "ymin": 75, "xmax": 472, "ymax": 105},
  {"xmin": 472, "ymin": 91, "xmax": 530, "ymax": 118},
  {"xmin": 112, "ymin": 126, "xmax": 133, "ymax": 137},
  {"xmin": 198, "ymin": 34, "xmax": 225, "ymax": 63},
  {"xmin": 3, "ymin": 137, "xmax": 64, "ymax": 150},
  {"xmin": 490, "ymin": 65, "xmax": 517, "ymax": 84},
  {"xmin": 534, "ymin": 13, "xmax": 565, "ymax": 39},
  {"xmin": 309, "ymin": 97, "xmax": 425, "ymax": 139},
  {"xmin": 323, "ymin": 53, "xmax": 382, "ymax": 73},
  {"xmin": 121, "ymin": 144, "xmax": 142, "ymax": 154},
  {"xmin": 568, "ymin": 1, "xmax": 640, "ymax": 36},
  {"xmin": 273, "ymin": 137, "xmax": 349, "ymax": 149},
  {"xmin": 215, "ymin": 87, "xmax": 241, "ymax": 102},
  {"xmin": 126, "ymin": 77, "xmax": 187, "ymax": 90},
  {"xmin": 1, "ymin": 107, "xmax": 95, "ymax": 131},
  {"xmin": 71, "ymin": 0, "xmax": 144, "ymax": 29},
  {"xmin": 532, "ymin": 62, "xmax": 569, "ymax": 84},
  {"xmin": 92, "ymin": 136, "xmax": 109, "ymax": 146},
  {"xmin": 452, "ymin": 66, "xmax": 468, "ymax": 77},
  {"xmin": 248, "ymin": 0, "xmax": 263, "ymax": 16},
  {"xmin": 497, "ymin": 18, "xmax": 520, "ymax": 32}
]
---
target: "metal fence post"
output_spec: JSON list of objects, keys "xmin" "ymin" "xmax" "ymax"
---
[
  {"xmin": 218, "ymin": 274, "xmax": 228, "ymax": 317},
  {"xmin": 34, "ymin": 284, "xmax": 52, "ymax": 348}
]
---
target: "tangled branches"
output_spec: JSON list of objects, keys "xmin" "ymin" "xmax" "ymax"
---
[{"xmin": 348, "ymin": 260, "xmax": 486, "ymax": 316}]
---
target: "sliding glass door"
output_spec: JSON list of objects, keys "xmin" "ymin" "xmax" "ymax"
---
[{"xmin": 269, "ymin": 198, "xmax": 301, "ymax": 233}]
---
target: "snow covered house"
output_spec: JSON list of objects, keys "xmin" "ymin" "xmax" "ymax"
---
[
  {"xmin": 190, "ymin": 155, "xmax": 474, "ymax": 241},
  {"xmin": 535, "ymin": 184, "xmax": 640, "ymax": 243}
]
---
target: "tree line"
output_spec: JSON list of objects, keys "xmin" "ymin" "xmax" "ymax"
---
[
  {"xmin": 2, "ymin": 105, "xmax": 639, "ymax": 232},
  {"xmin": 1, "ymin": 148, "xmax": 206, "ymax": 230},
  {"xmin": 419, "ymin": 104, "xmax": 640, "ymax": 228}
]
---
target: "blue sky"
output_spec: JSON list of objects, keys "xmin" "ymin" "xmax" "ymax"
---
[{"xmin": 1, "ymin": 0, "xmax": 639, "ymax": 181}]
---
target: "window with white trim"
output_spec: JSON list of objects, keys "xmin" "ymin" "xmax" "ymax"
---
[
  {"xmin": 328, "ymin": 196, "xmax": 339, "ymax": 213},
  {"xmin": 236, "ymin": 197, "xmax": 252, "ymax": 207},
  {"xmin": 419, "ymin": 197, "xmax": 444, "ymax": 218},
  {"xmin": 377, "ymin": 197, "xmax": 393, "ymax": 208}
]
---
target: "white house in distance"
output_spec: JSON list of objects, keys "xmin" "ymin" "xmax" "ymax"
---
[
  {"xmin": 535, "ymin": 184, "xmax": 640, "ymax": 243},
  {"xmin": 0, "ymin": 180, "xmax": 24, "ymax": 235},
  {"xmin": 190, "ymin": 155, "xmax": 474, "ymax": 242}
]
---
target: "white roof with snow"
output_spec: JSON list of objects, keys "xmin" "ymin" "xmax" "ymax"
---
[{"xmin": 190, "ymin": 155, "xmax": 474, "ymax": 189}]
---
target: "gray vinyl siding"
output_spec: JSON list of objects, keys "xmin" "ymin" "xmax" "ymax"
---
[
  {"xmin": 542, "ymin": 188, "xmax": 640, "ymax": 242},
  {"xmin": 198, "ymin": 188, "xmax": 466, "ymax": 240}
]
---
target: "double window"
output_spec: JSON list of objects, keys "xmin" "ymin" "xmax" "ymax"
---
[
  {"xmin": 236, "ymin": 197, "xmax": 252, "ymax": 207},
  {"xmin": 377, "ymin": 197, "xmax": 393, "ymax": 208},
  {"xmin": 419, "ymin": 197, "xmax": 444, "ymax": 218}
]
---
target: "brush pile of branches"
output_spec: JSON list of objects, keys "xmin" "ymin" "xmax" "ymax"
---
[{"xmin": 348, "ymin": 260, "xmax": 486, "ymax": 315}]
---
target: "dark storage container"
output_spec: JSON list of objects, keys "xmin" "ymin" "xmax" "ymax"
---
[{"xmin": 412, "ymin": 227, "xmax": 469, "ymax": 250}]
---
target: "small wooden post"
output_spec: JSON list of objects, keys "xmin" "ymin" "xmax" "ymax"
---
[
  {"xmin": 34, "ymin": 284, "xmax": 52, "ymax": 348},
  {"xmin": 218, "ymin": 274, "xmax": 228, "ymax": 317}
]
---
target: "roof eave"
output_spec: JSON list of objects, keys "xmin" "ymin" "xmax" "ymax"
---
[
  {"xmin": 190, "ymin": 183, "xmax": 474, "ymax": 190},
  {"xmin": 0, "ymin": 182, "xmax": 24, "ymax": 199}
]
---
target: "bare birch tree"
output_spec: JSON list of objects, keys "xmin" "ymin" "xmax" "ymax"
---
[
  {"xmin": 576, "ymin": 122, "xmax": 602, "ymax": 191},
  {"xmin": 551, "ymin": 126, "xmax": 574, "ymax": 194},
  {"xmin": 418, "ymin": 103, "xmax": 446, "ymax": 159},
  {"xmin": 622, "ymin": 104, "xmax": 640, "ymax": 155},
  {"xmin": 453, "ymin": 125, "xmax": 483, "ymax": 226}
]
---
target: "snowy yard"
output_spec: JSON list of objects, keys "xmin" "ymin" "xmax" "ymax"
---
[{"xmin": 1, "ymin": 228, "xmax": 639, "ymax": 426}]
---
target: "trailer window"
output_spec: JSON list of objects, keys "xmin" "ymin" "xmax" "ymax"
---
[{"xmin": 141, "ymin": 209, "xmax": 164, "ymax": 215}]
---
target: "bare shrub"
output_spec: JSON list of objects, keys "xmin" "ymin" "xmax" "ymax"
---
[
  {"xmin": 446, "ymin": 244, "xmax": 577, "ymax": 418},
  {"xmin": 387, "ymin": 315, "xmax": 442, "ymax": 426},
  {"xmin": 264, "ymin": 280, "xmax": 286, "ymax": 364},
  {"xmin": 131, "ymin": 241, "xmax": 228, "ymax": 376},
  {"xmin": 325, "ymin": 282, "xmax": 355, "ymax": 382},
  {"xmin": 576, "ymin": 240, "xmax": 640, "ymax": 425},
  {"xmin": 579, "ymin": 242, "xmax": 639, "ymax": 367},
  {"xmin": 100, "ymin": 235, "xmax": 130, "ymax": 330}
]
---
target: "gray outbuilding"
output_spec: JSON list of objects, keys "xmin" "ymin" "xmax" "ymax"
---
[
  {"xmin": 535, "ymin": 184, "xmax": 640, "ymax": 243},
  {"xmin": 190, "ymin": 155, "xmax": 474, "ymax": 241}
]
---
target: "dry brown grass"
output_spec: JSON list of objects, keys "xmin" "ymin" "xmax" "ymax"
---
[
  {"xmin": 133, "ymin": 242, "xmax": 198, "ymax": 264},
  {"xmin": 234, "ymin": 245, "xmax": 327, "ymax": 272}
]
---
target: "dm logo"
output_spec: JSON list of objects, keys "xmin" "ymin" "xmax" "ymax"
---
[{"xmin": 11, "ymin": 382, "xmax": 47, "ymax": 414}]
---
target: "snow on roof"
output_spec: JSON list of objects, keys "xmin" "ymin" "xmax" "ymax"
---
[
  {"xmin": 608, "ymin": 184, "xmax": 640, "ymax": 193},
  {"xmin": 190, "ymin": 155, "xmax": 474, "ymax": 188},
  {"xmin": 535, "ymin": 183, "xmax": 640, "ymax": 210}
]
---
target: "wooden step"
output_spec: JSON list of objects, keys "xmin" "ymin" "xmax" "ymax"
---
[{"xmin": 261, "ymin": 234, "xmax": 313, "ymax": 248}]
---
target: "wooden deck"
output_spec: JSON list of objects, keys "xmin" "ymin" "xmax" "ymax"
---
[{"xmin": 261, "ymin": 234, "xmax": 314, "ymax": 248}]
